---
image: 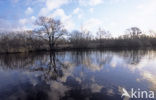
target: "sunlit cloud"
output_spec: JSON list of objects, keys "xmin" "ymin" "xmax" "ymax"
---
[
  {"xmin": 39, "ymin": 0, "xmax": 70, "ymax": 16},
  {"xmin": 0, "ymin": 0, "xmax": 156, "ymax": 35},
  {"xmin": 89, "ymin": 8, "xmax": 94, "ymax": 13},
  {"xmin": 82, "ymin": 18, "xmax": 102, "ymax": 33},
  {"xmin": 25, "ymin": 7, "xmax": 33, "ymax": 15},
  {"xmin": 73, "ymin": 7, "xmax": 80, "ymax": 14},
  {"xmin": 79, "ymin": 0, "xmax": 104, "ymax": 6},
  {"xmin": 50, "ymin": 9, "xmax": 75, "ymax": 31}
]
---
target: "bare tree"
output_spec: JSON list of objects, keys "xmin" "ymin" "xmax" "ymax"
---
[
  {"xmin": 126, "ymin": 27, "xmax": 142, "ymax": 38},
  {"xmin": 97, "ymin": 28, "xmax": 106, "ymax": 40},
  {"xmin": 96, "ymin": 28, "xmax": 111, "ymax": 46},
  {"xmin": 34, "ymin": 16, "xmax": 67, "ymax": 50},
  {"xmin": 96, "ymin": 28, "xmax": 111, "ymax": 39},
  {"xmin": 69, "ymin": 30, "xmax": 92, "ymax": 48}
]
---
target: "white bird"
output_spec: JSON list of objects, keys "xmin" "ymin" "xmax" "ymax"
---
[{"xmin": 121, "ymin": 88, "xmax": 130, "ymax": 98}]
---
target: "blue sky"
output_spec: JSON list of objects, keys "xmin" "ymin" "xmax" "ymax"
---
[{"xmin": 0, "ymin": 0, "xmax": 156, "ymax": 36}]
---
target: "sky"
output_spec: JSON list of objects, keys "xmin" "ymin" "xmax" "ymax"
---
[{"xmin": 0, "ymin": 0, "xmax": 156, "ymax": 36}]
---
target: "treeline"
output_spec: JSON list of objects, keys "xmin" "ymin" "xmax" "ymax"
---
[
  {"xmin": 0, "ymin": 16, "xmax": 156, "ymax": 53},
  {"xmin": 0, "ymin": 31, "xmax": 48, "ymax": 53},
  {"xmin": 69, "ymin": 29, "xmax": 156, "ymax": 49}
]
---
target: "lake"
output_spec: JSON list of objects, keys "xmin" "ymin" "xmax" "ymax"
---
[{"xmin": 0, "ymin": 50, "xmax": 156, "ymax": 100}]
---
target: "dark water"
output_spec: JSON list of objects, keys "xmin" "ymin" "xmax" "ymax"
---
[{"xmin": 0, "ymin": 50, "xmax": 156, "ymax": 100}]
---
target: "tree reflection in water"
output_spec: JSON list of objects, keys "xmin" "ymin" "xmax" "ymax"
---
[{"xmin": 0, "ymin": 50, "xmax": 156, "ymax": 100}]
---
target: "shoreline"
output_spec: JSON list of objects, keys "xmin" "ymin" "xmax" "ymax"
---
[{"xmin": 0, "ymin": 46, "xmax": 155, "ymax": 55}]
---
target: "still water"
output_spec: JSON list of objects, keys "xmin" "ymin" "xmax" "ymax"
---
[{"xmin": 0, "ymin": 50, "xmax": 156, "ymax": 100}]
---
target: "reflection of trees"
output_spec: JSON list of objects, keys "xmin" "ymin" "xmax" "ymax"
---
[
  {"xmin": 0, "ymin": 50, "xmax": 155, "ymax": 100},
  {"xmin": 118, "ymin": 50, "xmax": 147, "ymax": 65},
  {"xmin": 0, "ymin": 52, "xmax": 73, "ymax": 100},
  {"xmin": 0, "ymin": 53, "xmax": 47, "ymax": 70},
  {"xmin": 0, "ymin": 50, "xmax": 148, "ymax": 79},
  {"xmin": 70, "ymin": 51, "xmax": 113, "ymax": 71},
  {"xmin": 0, "ymin": 52, "xmax": 70, "ymax": 83},
  {"xmin": 28, "ymin": 52, "xmax": 71, "ymax": 83},
  {"xmin": 37, "ymin": 52, "xmax": 65, "ymax": 81},
  {"xmin": 0, "ymin": 50, "xmax": 150, "ymax": 82}
]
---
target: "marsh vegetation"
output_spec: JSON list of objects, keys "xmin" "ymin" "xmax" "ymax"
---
[{"xmin": 0, "ymin": 17, "xmax": 156, "ymax": 53}]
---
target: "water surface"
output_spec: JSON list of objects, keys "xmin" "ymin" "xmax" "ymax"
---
[{"xmin": 0, "ymin": 50, "xmax": 156, "ymax": 100}]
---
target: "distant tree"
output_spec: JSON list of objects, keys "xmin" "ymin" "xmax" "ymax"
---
[
  {"xmin": 34, "ymin": 16, "xmax": 67, "ymax": 50},
  {"xmin": 96, "ymin": 28, "xmax": 111, "ymax": 40},
  {"xmin": 96, "ymin": 28, "xmax": 106, "ymax": 40},
  {"xmin": 70, "ymin": 30, "xmax": 83, "ymax": 44},
  {"xmin": 69, "ymin": 30, "xmax": 91, "ymax": 48},
  {"xmin": 126, "ymin": 27, "xmax": 142, "ymax": 38},
  {"xmin": 96, "ymin": 28, "xmax": 111, "ymax": 46},
  {"xmin": 82, "ymin": 29, "xmax": 92, "ymax": 41}
]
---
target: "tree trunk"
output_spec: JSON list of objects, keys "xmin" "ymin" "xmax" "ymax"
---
[
  {"xmin": 49, "ymin": 42, "xmax": 53, "ymax": 50},
  {"xmin": 49, "ymin": 37, "xmax": 55, "ymax": 51}
]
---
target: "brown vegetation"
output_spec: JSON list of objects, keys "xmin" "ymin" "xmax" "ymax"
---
[{"xmin": 0, "ymin": 17, "xmax": 156, "ymax": 53}]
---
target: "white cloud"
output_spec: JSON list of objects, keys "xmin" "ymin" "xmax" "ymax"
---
[
  {"xmin": 38, "ymin": 0, "xmax": 75, "ymax": 31},
  {"xmin": 99, "ymin": 0, "xmax": 156, "ymax": 35},
  {"xmin": 126, "ymin": 0, "xmax": 156, "ymax": 31},
  {"xmin": 79, "ymin": 0, "xmax": 103, "ymax": 6},
  {"xmin": 18, "ymin": 16, "xmax": 36, "ymax": 30},
  {"xmin": 89, "ymin": 8, "xmax": 94, "ymax": 13},
  {"xmin": 39, "ymin": 7, "xmax": 49, "ymax": 16},
  {"xmin": 73, "ymin": 7, "xmax": 83, "ymax": 19},
  {"xmin": 50, "ymin": 9, "xmax": 75, "ymax": 31},
  {"xmin": 19, "ymin": 18, "xmax": 28, "ymax": 25},
  {"xmin": 137, "ymin": 0, "xmax": 156, "ymax": 15},
  {"xmin": 109, "ymin": 0, "xmax": 127, "ymax": 4},
  {"xmin": 46, "ymin": 0, "xmax": 69, "ymax": 11},
  {"xmin": 39, "ymin": 0, "xmax": 70, "ymax": 16},
  {"xmin": 83, "ymin": 18, "xmax": 102, "ymax": 33},
  {"xmin": 51, "ymin": 9, "xmax": 70, "ymax": 21},
  {"xmin": 7, "ymin": 0, "xmax": 156, "ymax": 35},
  {"xmin": 89, "ymin": 0, "xmax": 103, "ymax": 6},
  {"xmin": 31, "ymin": 16, "xmax": 36, "ymax": 21},
  {"xmin": 73, "ymin": 8, "xmax": 80, "ymax": 14},
  {"xmin": 78, "ymin": 14, "xmax": 82, "ymax": 19},
  {"xmin": 25, "ymin": 7, "xmax": 33, "ymax": 15}
]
